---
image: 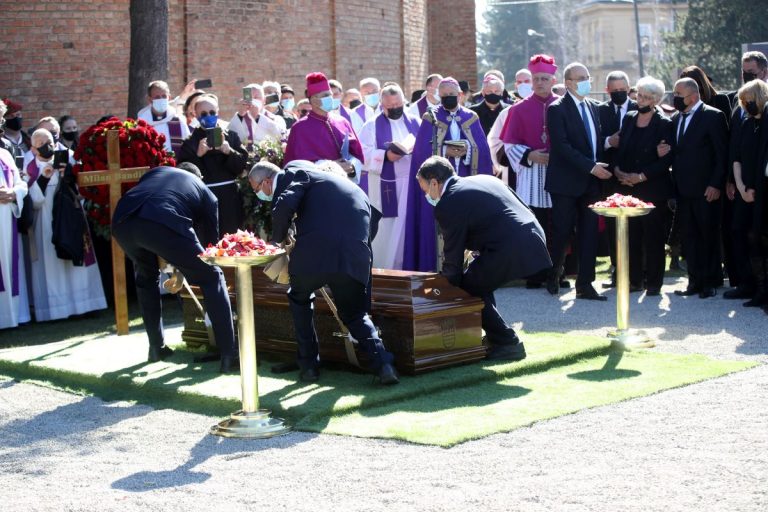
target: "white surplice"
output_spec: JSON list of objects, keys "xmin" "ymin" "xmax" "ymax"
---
[
  {"xmin": 359, "ymin": 116, "xmax": 416, "ymax": 270},
  {"xmin": 137, "ymin": 105, "xmax": 191, "ymax": 153},
  {"xmin": 0, "ymin": 149, "xmax": 30, "ymax": 329},
  {"xmin": 27, "ymin": 160, "xmax": 106, "ymax": 321}
]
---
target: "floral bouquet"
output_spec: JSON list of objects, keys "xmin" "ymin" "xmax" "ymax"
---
[
  {"xmin": 590, "ymin": 193, "xmax": 654, "ymax": 209},
  {"xmin": 72, "ymin": 117, "xmax": 176, "ymax": 239},
  {"xmin": 237, "ymin": 138, "xmax": 285, "ymax": 238},
  {"xmin": 200, "ymin": 230, "xmax": 281, "ymax": 257}
]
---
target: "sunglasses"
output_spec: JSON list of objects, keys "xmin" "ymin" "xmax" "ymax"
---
[
  {"xmin": 298, "ymin": 109, "xmax": 311, "ymax": 117},
  {"xmin": 199, "ymin": 110, "xmax": 217, "ymax": 117}
]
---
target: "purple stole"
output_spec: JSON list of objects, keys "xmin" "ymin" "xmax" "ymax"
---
[
  {"xmin": 417, "ymin": 97, "xmax": 428, "ymax": 118},
  {"xmin": 375, "ymin": 114, "xmax": 419, "ymax": 217},
  {"xmin": 26, "ymin": 159, "xmax": 40, "ymax": 186},
  {"xmin": 354, "ymin": 104, "xmax": 368, "ymax": 122},
  {"xmin": 167, "ymin": 117, "xmax": 184, "ymax": 155},
  {"xmin": 339, "ymin": 107, "xmax": 352, "ymax": 125},
  {"xmin": 0, "ymin": 158, "xmax": 19, "ymax": 296}
]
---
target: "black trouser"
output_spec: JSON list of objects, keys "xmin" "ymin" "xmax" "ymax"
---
[
  {"xmin": 112, "ymin": 217, "xmax": 237, "ymax": 357},
  {"xmin": 730, "ymin": 194, "xmax": 755, "ymax": 288},
  {"xmin": 550, "ymin": 191, "xmax": 601, "ymax": 289},
  {"xmin": 287, "ymin": 272, "xmax": 394, "ymax": 371},
  {"xmin": 527, "ymin": 206, "xmax": 553, "ymax": 283},
  {"xmin": 678, "ymin": 196, "xmax": 722, "ymax": 289},
  {"xmin": 461, "ymin": 251, "xmax": 521, "ymax": 346},
  {"xmin": 628, "ymin": 205, "xmax": 667, "ymax": 290}
]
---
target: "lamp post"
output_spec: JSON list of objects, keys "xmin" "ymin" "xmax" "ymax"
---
[{"xmin": 526, "ymin": 28, "xmax": 545, "ymax": 60}]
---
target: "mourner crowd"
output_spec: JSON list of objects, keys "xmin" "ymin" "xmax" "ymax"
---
[{"xmin": 2, "ymin": 50, "xmax": 768, "ymax": 383}]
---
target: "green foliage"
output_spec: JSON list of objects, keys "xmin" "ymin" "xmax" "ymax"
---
[
  {"xmin": 478, "ymin": 4, "xmax": 548, "ymax": 78},
  {"xmin": 649, "ymin": 0, "xmax": 768, "ymax": 90}
]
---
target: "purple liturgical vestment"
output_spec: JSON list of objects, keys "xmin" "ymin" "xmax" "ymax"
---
[
  {"xmin": 284, "ymin": 111, "xmax": 364, "ymax": 165},
  {"xmin": 374, "ymin": 112, "xmax": 420, "ymax": 217},
  {"xmin": 402, "ymin": 106, "xmax": 493, "ymax": 272}
]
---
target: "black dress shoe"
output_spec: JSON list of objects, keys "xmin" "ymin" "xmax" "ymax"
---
[
  {"xmin": 486, "ymin": 342, "xmax": 527, "ymax": 361},
  {"xmin": 576, "ymin": 286, "xmax": 607, "ymax": 301},
  {"xmin": 148, "ymin": 345, "xmax": 174, "ymax": 363},
  {"xmin": 698, "ymin": 288, "xmax": 716, "ymax": 299},
  {"xmin": 377, "ymin": 363, "xmax": 400, "ymax": 385},
  {"xmin": 674, "ymin": 287, "xmax": 699, "ymax": 297},
  {"xmin": 299, "ymin": 367, "xmax": 320, "ymax": 383},
  {"xmin": 219, "ymin": 355, "xmax": 240, "ymax": 374},
  {"xmin": 601, "ymin": 280, "xmax": 616, "ymax": 289},
  {"xmin": 744, "ymin": 293, "xmax": 768, "ymax": 307},
  {"xmin": 559, "ymin": 279, "xmax": 571, "ymax": 289},
  {"xmin": 645, "ymin": 288, "xmax": 661, "ymax": 296},
  {"xmin": 723, "ymin": 287, "xmax": 754, "ymax": 299},
  {"xmin": 546, "ymin": 274, "xmax": 560, "ymax": 295},
  {"xmin": 525, "ymin": 280, "xmax": 543, "ymax": 289},
  {"xmin": 630, "ymin": 284, "xmax": 643, "ymax": 293}
]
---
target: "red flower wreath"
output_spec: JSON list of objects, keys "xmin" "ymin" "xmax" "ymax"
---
[{"xmin": 72, "ymin": 117, "xmax": 176, "ymax": 239}]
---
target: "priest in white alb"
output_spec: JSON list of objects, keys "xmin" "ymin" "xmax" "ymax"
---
[
  {"xmin": 0, "ymin": 101, "xmax": 30, "ymax": 329},
  {"xmin": 359, "ymin": 84, "xmax": 420, "ymax": 269},
  {"xmin": 137, "ymin": 80, "xmax": 190, "ymax": 155}
]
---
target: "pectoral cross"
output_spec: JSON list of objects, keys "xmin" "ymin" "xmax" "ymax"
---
[{"xmin": 76, "ymin": 130, "xmax": 150, "ymax": 335}]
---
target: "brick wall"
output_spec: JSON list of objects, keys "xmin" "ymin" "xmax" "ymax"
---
[{"xmin": 0, "ymin": 0, "xmax": 477, "ymax": 127}]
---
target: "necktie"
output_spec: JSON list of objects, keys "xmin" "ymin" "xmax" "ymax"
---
[
  {"xmin": 677, "ymin": 113, "xmax": 689, "ymax": 143},
  {"xmin": 580, "ymin": 102, "xmax": 594, "ymax": 159},
  {"xmin": 615, "ymin": 105, "xmax": 622, "ymax": 129}
]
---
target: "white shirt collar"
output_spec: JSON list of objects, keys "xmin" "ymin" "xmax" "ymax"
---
[
  {"xmin": 567, "ymin": 90, "xmax": 588, "ymax": 106},
  {"xmin": 686, "ymin": 100, "xmax": 703, "ymax": 115}
]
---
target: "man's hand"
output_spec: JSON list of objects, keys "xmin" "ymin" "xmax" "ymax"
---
[
  {"xmin": 237, "ymin": 100, "xmax": 250, "ymax": 117},
  {"xmin": 608, "ymin": 132, "xmax": 620, "ymax": 148},
  {"xmin": 704, "ymin": 186, "xmax": 721, "ymax": 202},
  {"xmin": 386, "ymin": 149, "xmax": 403, "ymax": 162},
  {"xmin": 179, "ymin": 79, "xmax": 197, "ymax": 101},
  {"xmin": 726, "ymin": 182, "xmax": 736, "ymax": 201},
  {"xmin": 446, "ymin": 145, "xmax": 467, "ymax": 159},
  {"xmin": 741, "ymin": 188, "xmax": 756, "ymax": 203},
  {"xmin": 0, "ymin": 187, "xmax": 15, "ymax": 204},
  {"xmin": 590, "ymin": 162, "xmax": 612, "ymax": 180},
  {"xmin": 657, "ymin": 140, "xmax": 671, "ymax": 158},
  {"xmin": 219, "ymin": 140, "xmax": 232, "ymax": 155},
  {"xmin": 336, "ymin": 159, "xmax": 355, "ymax": 176},
  {"xmin": 197, "ymin": 138, "xmax": 210, "ymax": 158},
  {"xmin": 528, "ymin": 149, "xmax": 549, "ymax": 165},
  {"xmin": 40, "ymin": 163, "xmax": 55, "ymax": 178}
]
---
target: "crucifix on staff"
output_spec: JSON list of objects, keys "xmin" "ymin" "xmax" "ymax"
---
[{"xmin": 76, "ymin": 130, "xmax": 150, "ymax": 335}]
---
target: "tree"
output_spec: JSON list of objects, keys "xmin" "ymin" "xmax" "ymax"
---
[
  {"xmin": 648, "ymin": 0, "xmax": 768, "ymax": 90},
  {"xmin": 127, "ymin": 0, "xmax": 169, "ymax": 118},
  {"xmin": 478, "ymin": 3, "xmax": 548, "ymax": 80}
]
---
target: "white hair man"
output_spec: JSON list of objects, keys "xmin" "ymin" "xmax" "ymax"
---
[
  {"xmin": 358, "ymin": 83, "xmax": 421, "ymax": 269},
  {"xmin": 136, "ymin": 80, "xmax": 191, "ymax": 154},
  {"xmin": 229, "ymin": 83, "xmax": 281, "ymax": 145},
  {"xmin": 348, "ymin": 77, "xmax": 380, "ymax": 134}
]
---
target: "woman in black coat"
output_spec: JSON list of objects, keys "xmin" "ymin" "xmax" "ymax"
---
[{"xmin": 613, "ymin": 76, "xmax": 675, "ymax": 296}]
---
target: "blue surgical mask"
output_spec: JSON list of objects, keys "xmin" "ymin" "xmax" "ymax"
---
[
  {"xmin": 320, "ymin": 96, "xmax": 335, "ymax": 112},
  {"xmin": 365, "ymin": 93, "xmax": 380, "ymax": 107},
  {"xmin": 199, "ymin": 114, "xmax": 218, "ymax": 129},
  {"xmin": 267, "ymin": 102, "xmax": 279, "ymax": 109},
  {"xmin": 281, "ymin": 98, "xmax": 295, "ymax": 111},
  {"xmin": 331, "ymin": 98, "xmax": 342, "ymax": 110},
  {"xmin": 256, "ymin": 190, "xmax": 273, "ymax": 202},
  {"xmin": 152, "ymin": 98, "xmax": 169, "ymax": 113},
  {"xmin": 425, "ymin": 192, "xmax": 439, "ymax": 207},
  {"xmin": 576, "ymin": 80, "xmax": 592, "ymax": 97}
]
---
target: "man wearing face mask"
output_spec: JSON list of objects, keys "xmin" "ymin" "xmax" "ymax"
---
[
  {"xmin": 1, "ymin": 99, "xmax": 30, "ymax": 172},
  {"xmin": 408, "ymin": 74, "xmax": 443, "ymax": 119},
  {"xmin": 545, "ymin": 62, "xmax": 610, "ymax": 300},
  {"xmin": 247, "ymin": 160, "xmax": 399, "ymax": 385},
  {"xmin": 229, "ymin": 84, "xmax": 282, "ymax": 146},
  {"xmin": 416, "ymin": 156, "xmax": 550, "ymax": 361},
  {"xmin": 597, "ymin": 70, "xmax": 638, "ymax": 289},
  {"xmin": 58, "ymin": 116, "xmax": 79, "ymax": 151},
  {"xmin": 262, "ymin": 81, "xmax": 289, "ymax": 134},
  {"xmin": 137, "ymin": 80, "xmax": 190, "ymax": 155},
  {"xmin": 470, "ymin": 75, "xmax": 511, "ymax": 136},
  {"xmin": 178, "ymin": 93, "xmax": 248, "ymax": 236},
  {"xmin": 403, "ymin": 77, "xmax": 493, "ymax": 272},
  {"xmin": 514, "ymin": 68, "xmax": 534, "ymax": 101},
  {"xmin": 283, "ymin": 72, "xmax": 364, "ymax": 185},
  {"xmin": 330, "ymin": 80, "xmax": 356, "ymax": 129},
  {"xmin": 352, "ymin": 77, "xmax": 381, "ymax": 129},
  {"xmin": 359, "ymin": 84, "xmax": 421, "ymax": 269},
  {"xmin": 279, "ymin": 84, "xmax": 297, "ymax": 129},
  {"xmin": 670, "ymin": 78, "xmax": 728, "ymax": 299}
]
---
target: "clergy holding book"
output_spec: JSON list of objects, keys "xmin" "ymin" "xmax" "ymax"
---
[{"xmin": 359, "ymin": 83, "xmax": 420, "ymax": 270}]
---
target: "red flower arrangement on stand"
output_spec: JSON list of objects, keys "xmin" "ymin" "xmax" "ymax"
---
[{"xmin": 72, "ymin": 117, "xmax": 176, "ymax": 239}]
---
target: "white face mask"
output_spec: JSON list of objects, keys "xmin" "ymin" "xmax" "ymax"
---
[
  {"xmin": 517, "ymin": 83, "xmax": 533, "ymax": 98},
  {"xmin": 152, "ymin": 98, "xmax": 169, "ymax": 113}
]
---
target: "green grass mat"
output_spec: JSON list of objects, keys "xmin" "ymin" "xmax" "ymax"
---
[{"xmin": 0, "ymin": 327, "xmax": 754, "ymax": 446}]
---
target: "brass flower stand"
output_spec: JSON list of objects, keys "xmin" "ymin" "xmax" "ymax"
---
[
  {"xmin": 200, "ymin": 254, "xmax": 291, "ymax": 438},
  {"xmin": 591, "ymin": 207, "xmax": 656, "ymax": 349}
]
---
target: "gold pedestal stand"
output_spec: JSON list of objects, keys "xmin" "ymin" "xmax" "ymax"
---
[
  {"xmin": 200, "ymin": 254, "xmax": 291, "ymax": 438},
  {"xmin": 591, "ymin": 206, "xmax": 656, "ymax": 350}
]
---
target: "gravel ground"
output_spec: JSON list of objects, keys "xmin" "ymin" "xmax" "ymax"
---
[{"xmin": 1, "ymin": 278, "xmax": 766, "ymax": 512}]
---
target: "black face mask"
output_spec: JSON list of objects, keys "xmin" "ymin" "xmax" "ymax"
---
[
  {"xmin": 62, "ymin": 131, "xmax": 79, "ymax": 142},
  {"xmin": 4, "ymin": 116, "xmax": 22, "ymax": 131},
  {"xmin": 610, "ymin": 91, "xmax": 628, "ymax": 105},
  {"xmin": 387, "ymin": 107, "xmax": 404, "ymax": 120},
  {"xmin": 673, "ymin": 96, "xmax": 688, "ymax": 112},
  {"xmin": 637, "ymin": 104, "xmax": 653, "ymax": 114},
  {"xmin": 441, "ymin": 95, "xmax": 459, "ymax": 110},
  {"xmin": 484, "ymin": 93, "xmax": 502, "ymax": 105},
  {"xmin": 349, "ymin": 99, "xmax": 362, "ymax": 109},
  {"xmin": 743, "ymin": 71, "xmax": 758, "ymax": 83},
  {"xmin": 37, "ymin": 143, "xmax": 54, "ymax": 159},
  {"xmin": 745, "ymin": 101, "xmax": 760, "ymax": 117}
]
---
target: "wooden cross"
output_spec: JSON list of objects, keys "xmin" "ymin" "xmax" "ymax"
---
[{"xmin": 76, "ymin": 130, "xmax": 150, "ymax": 335}]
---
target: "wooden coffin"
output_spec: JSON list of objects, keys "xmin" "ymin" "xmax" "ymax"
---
[{"xmin": 180, "ymin": 268, "xmax": 486, "ymax": 375}]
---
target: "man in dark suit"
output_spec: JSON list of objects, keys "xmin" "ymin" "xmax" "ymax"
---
[
  {"xmin": 112, "ymin": 165, "xmax": 238, "ymax": 372},
  {"xmin": 545, "ymin": 62, "xmax": 612, "ymax": 300},
  {"xmin": 417, "ymin": 156, "xmax": 551, "ymax": 360},
  {"xmin": 598, "ymin": 71, "xmax": 638, "ymax": 288},
  {"xmin": 670, "ymin": 78, "xmax": 729, "ymax": 298},
  {"xmin": 248, "ymin": 160, "xmax": 398, "ymax": 385}
]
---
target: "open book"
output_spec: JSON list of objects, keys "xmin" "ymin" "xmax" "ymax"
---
[{"xmin": 387, "ymin": 133, "xmax": 416, "ymax": 156}]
